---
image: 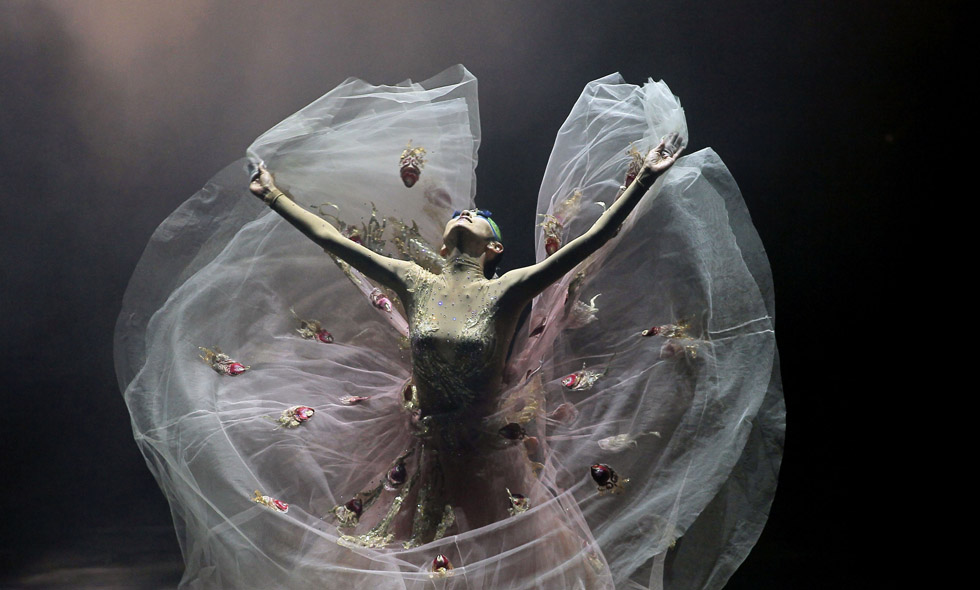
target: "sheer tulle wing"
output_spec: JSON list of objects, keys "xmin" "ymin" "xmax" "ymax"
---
[
  {"xmin": 517, "ymin": 75, "xmax": 783, "ymax": 590},
  {"xmin": 115, "ymin": 67, "xmax": 507, "ymax": 590},
  {"xmin": 246, "ymin": 64, "xmax": 481, "ymax": 240}
]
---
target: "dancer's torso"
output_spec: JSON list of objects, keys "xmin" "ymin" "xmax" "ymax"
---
[{"xmin": 404, "ymin": 263, "xmax": 521, "ymax": 420}]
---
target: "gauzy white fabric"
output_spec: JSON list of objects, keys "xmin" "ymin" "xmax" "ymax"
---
[{"xmin": 115, "ymin": 65, "xmax": 783, "ymax": 590}]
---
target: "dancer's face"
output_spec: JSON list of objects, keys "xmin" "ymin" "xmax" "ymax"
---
[
  {"xmin": 443, "ymin": 210, "xmax": 496, "ymax": 244},
  {"xmin": 441, "ymin": 209, "xmax": 503, "ymax": 257}
]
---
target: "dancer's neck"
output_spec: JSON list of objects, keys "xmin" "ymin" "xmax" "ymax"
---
[{"xmin": 443, "ymin": 253, "xmax": 484, "ymax": 278}]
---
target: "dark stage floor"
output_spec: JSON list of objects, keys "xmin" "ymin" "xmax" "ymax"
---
[{"xmin": 1, "ymin": 527, "xmax": 182, "ymax": 590}]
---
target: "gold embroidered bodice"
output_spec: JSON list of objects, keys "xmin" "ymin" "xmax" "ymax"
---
[{"xmin": 404, "ymin": 261, "xmax": 508, "ymax": 418}]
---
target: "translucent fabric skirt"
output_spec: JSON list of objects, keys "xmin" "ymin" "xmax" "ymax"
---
[{"xmin": 115, "ymin": 65, "xmax": 784, "ymax": 590}]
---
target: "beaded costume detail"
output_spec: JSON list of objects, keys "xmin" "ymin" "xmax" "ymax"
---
[{"xmin": 406, "ymin": 264, "xmax": 499, "ymax": 415}]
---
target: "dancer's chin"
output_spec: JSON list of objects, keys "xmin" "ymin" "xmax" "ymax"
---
[{"xmin": 443, "ymin": 224, "xmax": 466, "ymax": 246}]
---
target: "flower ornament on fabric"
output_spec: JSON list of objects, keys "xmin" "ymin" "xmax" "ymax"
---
[
  {"xmin": 590, "ymin": 464, "xmax": 628, "ymax": 495},
  {"xmin": 641, "ymin": 320, "xmax": 701, "ymax": 358},
  {"xmin": 561, "ymin": 362, "xmax": 608, "ymax": 391},
  {"xmin": 640, "ymin": 321, "xmax": 688, "ymax": 338},
  {"xmin": 332, "ymin": 483, "xmax": 386, "ymax": 530},
  {"xmin": 506, "ymin": 488, "xmax": 530, "ymax": 516},
  {"xmin": 340, "ymin": 395, "xmax": 371, "ymax": 405},
  {"xmin": 199, "ymin": 347, "xmax": 249, "ymax": 376},
  {"xmin": 362, "ymin": 205, "xmax": 388, "ymax": 254},
  {"xmin": 597, "ymin": 431, "xmax": 660, "ymax": 452},
  {"xmin": 312, "ymin": 203, "xmax": 361, "ymax": 244},
  {"xmin": 292, "ymin": 309, "xmax": 333, "ymax": 343},
  {"xmin": 587, "ymin": 550, "xmax": 606, "ymax": 574},
  {"xmin": 401, "ymin": 381, "xmax": 418, "ymax": 410},
  {"xmin": 276, "ymin": 406, "xmax": 315, "ymax": 429},
  {"xmin": 333, "ymin": 497, "xmax": 364, "ymax": 528},
  {"xmin": 312, "ymin": 203, "xmax": 387, "ymax": 254},
  {"xmin": 430, "ymin": 554, "xmax": 454, "ymax": 578},
  {"xmin": 399, "ymin": 142, "xmax": 427, "ymax": 187},
  {"xmin": 538, "ymin": 214, "xmax": 563, "ymax": 257},
  {"xmin": 252, "ymin": 490, "xmax": 289, "ymax": 513},
  {"xmin": 623, "ymin": 144, "xmax": 646, "ymax": 190},
  {"xmin": 565, "ymin": 270, "xmax": 587, "ymax": 305},
  {"xmin": 538, "ymin": 190, "xmax": 582, "ymax": 256},
  {"xmin": 566, "ymin": 294, "xmax": 601, "ymax": 329},
  {"xmin": 562, "ymin": 266, "xmax": 598, "ymax": 319},
  {"xmin": 369, "ymin": 288, "xmax": 394, "ymax": 313},
  {"xmin": 386, "ymin": 460, "xmax": 408, "ymax": 490}
]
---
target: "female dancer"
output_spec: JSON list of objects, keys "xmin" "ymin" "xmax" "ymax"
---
[
  {"xmin": 247, "ymin": 132, "xmax": 682, "ymax": 549},
  {"xmin": 117, "ymin": 66, "xmax": 781, "ymax": 589}
]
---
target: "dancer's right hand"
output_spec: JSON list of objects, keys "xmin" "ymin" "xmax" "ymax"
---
[{"xmin": 249, "ymin": 164, "xmax": 275, "ymax": 199}]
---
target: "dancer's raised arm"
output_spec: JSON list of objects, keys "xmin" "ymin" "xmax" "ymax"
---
[
  {"xmin": 500, "ymin": 132, "xmax": 685, "ymax": 301},
  {"xmin": 249, "ymin": 165, "xmax": 411, "ymax": 293}
]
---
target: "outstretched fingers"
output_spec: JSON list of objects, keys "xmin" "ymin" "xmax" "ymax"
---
[
  {"xmin": 644, "ymin": 132, "xmax": 686, "ymax": 173},
  {"xmin": 661, "ymin": 132, "xmax": 686, "ymax": 159}
]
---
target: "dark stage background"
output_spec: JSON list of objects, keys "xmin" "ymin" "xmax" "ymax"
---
[{"xmin": 1, "ymin": 1, "xmax": 949, "ymax": 588}]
